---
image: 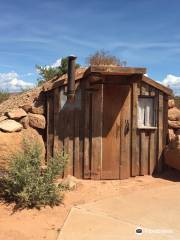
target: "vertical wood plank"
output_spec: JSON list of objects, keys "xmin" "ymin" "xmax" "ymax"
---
[
  {"xmin": 140, "ymin": 131, "xmax": 149, "ymax": 175},
  {"xmin": 141, "ymin": 82, "xmax": 149, "ymax": 95},
  {"xmin": 53, "ymin": 87, "xmax": 61, "ymax": 155},
  {"xmin": 83, "ymin": 80, "xmax": 91, "ymax": 179},
  {"xmin": 73, "ymin": 109, "xmax": 80, "ymax": 178},
  {"xmin": 91, "ymin": 84, "xmax": 103, "ymax": 180},
  {"xmin": 139, "ymin": 82, "xmax": 150, "ymax": 175},
  {"xmin": 120, "ymin": 86, "xmax": 131, "ymax": 179},
  {"xmin": 64, "ymin": 109, "xmax": 74, "ymax": 176},
  {"xmin": 149, "ymin": 84, "xmax": 157, "ymax": 174},
  {"xmin": 46, "ymin": 91, "xmax": 54, "ymax": 161},
  {"xmin": 163, "ymin": 94, "xmax": 168, "ymax": 146},
  {"xmin": 157, "ymin": 91, "xmax": 164, "ymax": 173},
  {"xmin": 149, "ymin": 131, "xmax": 156, "ymax": 174},
  {"xmin": 73, "ymin": 84, "xmax": 81, "ymax": 178},
  {"xmin": 131, "ymin": 81, "xmax": 140, "ymax": 176},
  {"xmin": 149, "ymin": 86, "xmax": 156, "ymax": 96},
  {"xmin": 78, "ymin": 81, "xmax": 86, "ymax": 179},
  {"xmin": 102, "ymin": 84, "xmax": 123, "ymax": 179}
]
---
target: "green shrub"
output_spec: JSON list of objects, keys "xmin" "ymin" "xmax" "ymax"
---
[
  {"xmin": 0, "ymin": 90, "xmax": 10, "ymax": 104},
  {"xmin": 0, "ymin": 139, "xmax": 68, "ymax": 209}
]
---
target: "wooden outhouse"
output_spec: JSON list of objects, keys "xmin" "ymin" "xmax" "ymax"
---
[{"xmin": 43, "ymin": 61, "xmax": 172, "ymax": 180}]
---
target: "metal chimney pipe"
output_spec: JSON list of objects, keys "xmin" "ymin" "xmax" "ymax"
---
[{"xmin": 67, "ymin": 55, "xmax": 77, "ymax": 101}]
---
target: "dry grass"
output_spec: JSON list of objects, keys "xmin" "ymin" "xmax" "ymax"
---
[{"xmin": 87, "ymin": 50, "xmax": 127, "ymax": 66}]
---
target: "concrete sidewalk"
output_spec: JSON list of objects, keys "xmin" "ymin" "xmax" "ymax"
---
[{"xmin": 58, "ymin": 184, "xmax": 180, "ymax": 240}]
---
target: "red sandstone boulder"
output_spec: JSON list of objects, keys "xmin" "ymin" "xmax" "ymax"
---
[
  {"xmin": 164, "ymin": 135, "xmax": 180, "ymax": 170},
  {"xmin": 7, "ymin": 108, "xmax": 27, "ymax": 119},
  {"xmin": 31, "ymin": 106, "xmax": 45, "ymax": 115},
  {"xmin": 0, "ymin": 116, "xmax": 8, "ymax": 122},
  {"xmin": 168, "ymin": 107, "xmax": 180, "ymax": 121},
  {"xmin": 0, "ymin": 119, "xmax": 23, "ymax": 132},
  {"xmin": 28, "ymin": 113, "xmax": 46, "ymax": 129},
  {"xmin": 0, "ymin": 128, "xmax": 45, "ymax": 170},
  {"xmin": 168, "ymin": 129, "xmax": 176, "ymax": 141},
  {"xmin": 168, "ymin": 99, "xmax": 175, "ymax": 109},
  {"xmin": 19, "ymin": 116, "xmax": 29, "ymax": 129},
  {"xmin": 168, "ymin": 120, "xmax": 180, "ymax": 129}
]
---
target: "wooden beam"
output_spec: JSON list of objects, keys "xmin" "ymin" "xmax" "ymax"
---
[
  {"xmin": 90, "ymin": 66, "xmax": 146, "ymax": 75},
  {"xmin": 143, "ymin": 76, "xmax": 173, "ymax": 96},
  {"xmin": 43, "ymin": 68, "xmax": 87, "ymax": 92},
  {"xmin": 43, "ymin": 66, "xmax": 146, "ymax": 92}
]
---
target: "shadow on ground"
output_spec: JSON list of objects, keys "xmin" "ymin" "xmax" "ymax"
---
[{"xmin": 153, "ymin": 168, "xmax": 180, "ymax": 182}]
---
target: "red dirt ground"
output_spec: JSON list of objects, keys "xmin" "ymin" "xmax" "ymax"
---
[{"xmin": 0, "ymin": 172, "xmax": 177, "ymax": 240}]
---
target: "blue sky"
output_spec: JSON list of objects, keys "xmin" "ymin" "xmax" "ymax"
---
[{"xmin": 0, "ymin": 0, "xmax": 180, "ymax": 94}]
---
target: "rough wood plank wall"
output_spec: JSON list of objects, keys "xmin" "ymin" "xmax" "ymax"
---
[
  {"xmin": 46, "ymin": 84, "xmax": 83, "ymax": 178},
  {"xmin": 135, "ymin": 82, "xmax": 167, "ymax": 176},
  {"xmin": 46, "ymin": 77, "xmax": 169, "ymax": 179}
]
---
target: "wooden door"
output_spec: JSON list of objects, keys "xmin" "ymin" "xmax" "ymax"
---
[{"xmin": 102, "ymin": 85, "xmax": 131, "ymax": 179}]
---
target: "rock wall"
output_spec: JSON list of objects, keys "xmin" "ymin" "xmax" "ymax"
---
[
  {"xmin": 0, "ymin": 88, "xmax": 46, "ymax": 170},
  {"xmin": 164, "ymin": 99, "xmax": 180, "ymax": 170}
]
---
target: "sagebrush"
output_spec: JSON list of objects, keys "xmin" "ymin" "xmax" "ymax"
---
[
  {"xmin": 0, "ymin": 90, "xmax": 10, "ymax": 104},
  {"xmin": 0, "ymin": 139, "xmax": 68, "ymax": 209}
]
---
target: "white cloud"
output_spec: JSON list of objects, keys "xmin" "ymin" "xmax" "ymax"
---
[
  {"xmin": 43, "ymin": 58, "xmax": 62, "ymax": 70},
  {"xmin": 51, "ymin": 58, "xmax": 61, "ymax": 68},
  {"xmin": 161, "ymin": 74, "xmax": 180, "ymax": 95},
  {"xmin": 0, "ymin": 72, "xmax": 34, "ymax": 92}
]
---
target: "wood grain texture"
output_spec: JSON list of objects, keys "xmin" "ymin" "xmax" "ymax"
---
[
  {"xmin": 83, "ymin": 80, "xmax": 91, "ymax": 179},
  {"xmin": 101, "ymin": 84, "xmax": 122, "ymax": 179},
  {"xmin": 91, "ymin": 84, "xmax": 103, "ymax": 180},
  {"xmin": 139, "ymin": 82, "xmax": 150, "ymax": 175},
  {"xmin": 120, "ymin": 86, "xmax": 131, "ymax": 179},
  {"xmin": 149, "ymin": 131, "xmax": 156, "ymax": 174},
  {"xmin": 131, "ymin": 81, "xmax": 140, "ymax": 176},
  {"xmin": 73, "ymin": 108, "xmax": 80, "ymax": 178},
  {"xmin": 46, "ymin": 91, "xmax": 54, "ymax": 161},
  {"xmin": 140, "ymin": 131, "xmax": 149, "ymax": 175},
  {"xmin": 141, "ymin": 82, "xmax": 149, "ymax": 96},
  {"xmin": 53, "ymin": 87, "xmax": 61, "ymax": 155},
  {"xmin": 157, "ymin": 91, "xmax": 164, "ymax": 173}
]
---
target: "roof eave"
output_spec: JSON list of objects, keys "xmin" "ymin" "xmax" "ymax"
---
[{"xmin": 142, "ymin": 76, "xmax": 173, "ymax": 96}]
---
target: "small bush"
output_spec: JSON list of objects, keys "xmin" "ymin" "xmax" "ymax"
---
[
  {"xmin": 86, "ymin": 50, "xmax": 127, "ymax": 66},
  {"xmin": 0, "ymin": 90, "xmax": 10, "ymax": 104},
  {"xmin": 0, "ymin": 139, "xmax": 68, "ymax": 209}
]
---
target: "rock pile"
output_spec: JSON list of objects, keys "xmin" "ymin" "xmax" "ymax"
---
[
  {"xmin": 0, "ymin": 107, "xmax": 46, "ymax": 132},
  {"xmin": 164, "ymin": 99, "xmax": 180, "ymax": 170},
  {"xmin": 0, "ymin": 88, "xmax": 46, "ymax": 170}
]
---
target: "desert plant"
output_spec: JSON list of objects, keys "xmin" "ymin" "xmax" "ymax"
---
[
  {"xmin": 36, "ymin": 57, "xmax": 80, "ymax": 85},
  {"xmin": 86, "ymin": 50, "xmax": 127, "ymax": 66},
  {"xmin": 175, "ymin": 96, "xmax": 180, "ymax": 109},
  {"xmin": 0, "ymin": 89, "xmax": 10, "ymax": 104},
  {"xmin": 0, "ymin": 139, "xmax": 68, "ymax": 209}
]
